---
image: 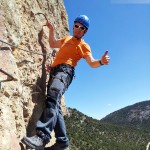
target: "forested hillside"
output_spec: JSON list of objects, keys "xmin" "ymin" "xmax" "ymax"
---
[
  {"xmin": 65, "ymin": 108, "xmax": 150, "ymax": 150},
  {"xmin": 101, "ymin": 100, "xmax": 150, "ymax": 130}
]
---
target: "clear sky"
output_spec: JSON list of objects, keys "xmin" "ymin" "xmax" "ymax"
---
[{"xmin": 63, "ymin": 0, "xmax": 150, "ymax": 119}]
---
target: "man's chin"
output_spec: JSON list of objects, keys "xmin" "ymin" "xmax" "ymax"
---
[{"xmin": 73, "ymin": 35, "xmax": 82, "ymax": 39}]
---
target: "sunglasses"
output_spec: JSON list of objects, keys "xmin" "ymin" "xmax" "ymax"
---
[{"xmin": 74, "ymin": 24, "xmax": 86, "ymax": 31}]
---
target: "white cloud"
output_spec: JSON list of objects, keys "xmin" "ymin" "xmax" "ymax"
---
[{"xmin": 107, "ymin": 104, "xmax": 112, "ymax": 106}]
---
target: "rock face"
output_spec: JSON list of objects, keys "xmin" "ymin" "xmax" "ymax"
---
[{"xmin": 0, "ymin": 0, "xmax": 69, "ymax": 149}]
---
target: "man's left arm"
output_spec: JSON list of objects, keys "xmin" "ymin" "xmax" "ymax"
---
[{"xmin": 85, "ymin": 50, "xmax": 110, "ymax": 68}]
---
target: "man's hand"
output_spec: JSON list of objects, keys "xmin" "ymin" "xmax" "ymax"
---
[
  {"xmin": 101, "ymin": 50, "xmax": 110, "ymax": 65},
  {"xmin": 46, "ymin": 21, "xmax": 61, "ymax": 48},
  {"xmin": 46, "ymin": 21, "xmax": 54, "ymax": 30},
  {"xmin": 45, "ymin": 64, "xmax": 51, "ymax": 72}
]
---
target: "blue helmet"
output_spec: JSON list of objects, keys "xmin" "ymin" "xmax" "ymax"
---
[{"xmin": 74, "ymin": 15, "xmax": 90, "ymax": 29}]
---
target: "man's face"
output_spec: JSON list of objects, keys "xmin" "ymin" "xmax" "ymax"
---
[{"xmin": 73, "ymin": 22, "xmax": 87, "ymax": 39}]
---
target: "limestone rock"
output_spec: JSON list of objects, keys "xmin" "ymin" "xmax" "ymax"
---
[{"xmin": 0, "ymin": 0, "xmax": 69, "ymax": 149}]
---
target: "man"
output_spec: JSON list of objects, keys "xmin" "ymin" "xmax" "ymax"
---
[{"xmin": 21, "ymin": 15, "xmax": 110, "ymax": 150}]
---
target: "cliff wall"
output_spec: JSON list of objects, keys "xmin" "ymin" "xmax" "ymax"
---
[{"xmin": 0, "ymin": 0, "xmax": 69, "ymax": 149}]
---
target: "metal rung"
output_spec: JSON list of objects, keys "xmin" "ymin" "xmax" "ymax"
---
[
  {"xmin": 0, "ymin": 68, "xmax": 18, "ymax": 82},
  {"xmin": 0, "ymin": 47, "xmax": 11, "ymax": 50}
]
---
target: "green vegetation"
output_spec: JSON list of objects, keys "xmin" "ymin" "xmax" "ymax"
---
[{"xmin": 64, "ymin": 108, "xmax": 150, "ymax": 150}]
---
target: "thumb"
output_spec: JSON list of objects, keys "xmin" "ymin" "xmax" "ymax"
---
[{"xmin": 103, "ymin": 50, "xmax": 108, "ymax": 56}]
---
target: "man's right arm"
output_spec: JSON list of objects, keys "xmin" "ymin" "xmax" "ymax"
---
[{"xmin": 46, "ymin": 21, "xmax": 62, "ymax": 48}]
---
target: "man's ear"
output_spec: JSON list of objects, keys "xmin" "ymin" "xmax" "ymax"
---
[
  {"xmin": 83, "ymin": 29, "xmax": 88, "ymax": 36},
  {"xmin": 84, "ymin": 29, "xmax": 88, "ymax": 34}
]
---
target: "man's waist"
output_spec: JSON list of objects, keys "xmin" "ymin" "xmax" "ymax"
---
[
  {"xmin": 52, "ymin": 63, "xmax": 74, "ymax": 69},
  {"xmin": 50, "ymin": 64, "xmax": 75, "ymax": 78},
  {"xmin": 51, "ymin": 58, "xmax": 78, "ymax": 68}
]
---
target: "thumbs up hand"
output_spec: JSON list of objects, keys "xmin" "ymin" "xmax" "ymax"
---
[{"xmin": 100, "ymin": 50, "xmax": 110, "ymax": 65}]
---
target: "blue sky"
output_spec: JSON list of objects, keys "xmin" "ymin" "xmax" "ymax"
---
[{"xmin": 63, "ymin": 0, "xmax": 150, "ymax": 119}]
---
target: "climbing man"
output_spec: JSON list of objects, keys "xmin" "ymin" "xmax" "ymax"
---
[{"xmin": 21, "ymin": 15, "xmax": 110, "ymax": 150}]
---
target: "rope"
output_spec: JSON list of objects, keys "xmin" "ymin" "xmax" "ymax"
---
[{"xmin": 0, "ymin": 39, "xmax": 51, "ymax": 56}]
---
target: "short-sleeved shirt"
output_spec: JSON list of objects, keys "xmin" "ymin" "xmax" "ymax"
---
[{"xmin": 51, "ymin": 36, "xmax": 92, "ymax": 67}]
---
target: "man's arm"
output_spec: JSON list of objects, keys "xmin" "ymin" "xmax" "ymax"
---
[
  {"xmin": 85, "ymin": 50, "xmax": 110, "ymax": 68},
  {"xmin": 46, "ymin": 21, "xmax": 62, "ymax": 48}
]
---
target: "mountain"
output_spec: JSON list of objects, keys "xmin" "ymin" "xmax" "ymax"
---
[
  {"xmin": 65, "ymin": 108, "xmax": 150, "ymax": 150},
  {"xmin": 101, "ymin": 100, "xmax": 150, "ymax": 130}
]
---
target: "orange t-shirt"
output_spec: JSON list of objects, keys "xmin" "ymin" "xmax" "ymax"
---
[{"xmin": 51, "ymin": 36, "xmax": 92, "ymax": 67}]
